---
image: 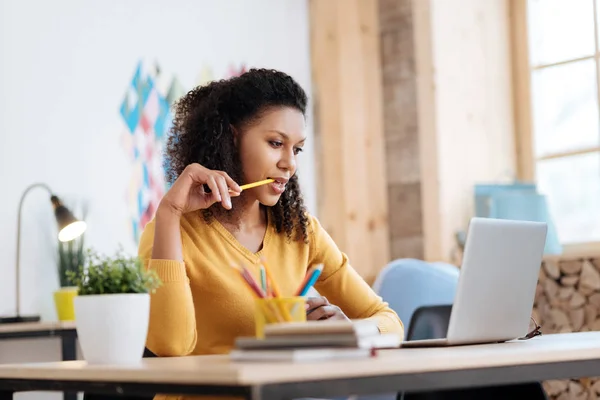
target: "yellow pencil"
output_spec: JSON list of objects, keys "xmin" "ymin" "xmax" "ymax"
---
[{"xmin": 239, "ymin": 179, "xmax": 274, "ymax": 191}]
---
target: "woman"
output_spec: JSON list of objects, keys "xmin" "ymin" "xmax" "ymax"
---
[{"xmin": 138, "ymin": 68, "xmax": 404, "ymax": 360}]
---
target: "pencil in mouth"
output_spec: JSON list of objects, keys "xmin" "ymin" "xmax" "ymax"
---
[{"xmin": 237, "ymin": 178, "xmax": 275, "ymax": 191}]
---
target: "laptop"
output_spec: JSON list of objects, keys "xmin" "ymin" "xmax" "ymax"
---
[{"xmin": 401, "ymin": 217, "xmax": 547, "ymax": 348}]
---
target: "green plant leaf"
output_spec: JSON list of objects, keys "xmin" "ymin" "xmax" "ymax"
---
[
  {"xmin": 58, "ymin": 236, "xmax": 85, "ymax": 288},
  {"xmin": 67, "ymin": 247, "xmax": 162, "ymax": 295}
]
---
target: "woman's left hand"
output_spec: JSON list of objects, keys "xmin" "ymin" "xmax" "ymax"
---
[{"xmin": 305, "ymin": 296, "xmax": 350, "ymax": 321}]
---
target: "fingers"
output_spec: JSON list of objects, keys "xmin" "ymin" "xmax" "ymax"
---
[
  {"xmin": 306, "ymin": 305, "xmax": 339, "ymax": 321},
  {"xmin": 214, "ymin": 175, "xmax": 232, "ymax": 210},
  {"xmin": 204, "ymin": 175, "xmax": 222, "ymax": 206},
  {"xmin": 187, "ymin": 165, "xmax": 240, "ymax": 192},
  {"xmin": 186, "ymin": 163, "xmax": 210, "ymax": 183},
  {"xmin": 183, "ymin": 164, "xmax": 241, "ymax": 209},
  {"xmin": 305, "ymin": 296, "xmax": 330, "ymax": 313},
  {"xmin": 305, "ymin": 296, "xmax": 348, "ymax": 321},
  {"xmin": 217, "ymin": 171, "xmax": 242, "ymax": 194}
]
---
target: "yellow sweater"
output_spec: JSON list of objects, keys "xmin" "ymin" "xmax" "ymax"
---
[{"xmin": 138, "ymin": 210, "xmax": 404, "ymax": 358}]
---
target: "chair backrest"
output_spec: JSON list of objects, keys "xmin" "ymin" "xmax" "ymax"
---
[
  {"xmin": 143, "ymin": 347, "xmax": 157, "ymax": 357},
  {"xmin": 406, "ymin": 305, "xmax": 452, "ymax": 341},
  {"xmin": 372, "ymin": 258, "xmax": 460, "ymax": 339}
]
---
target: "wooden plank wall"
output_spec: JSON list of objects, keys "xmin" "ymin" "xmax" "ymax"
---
[
  {"xmin": 412, "ymin": 0, "xmax": 443, "ymax": 262},
  {"xmin": 309, "ymin": 0, "xmax": 390, "ymax": 283},
  {"xmin": 379, "ymin": 0, "xmax": 427, "ymax": 261},
  {"xmin": 509, "ymin": 0, "xmax": 535, "ymax": 182}
]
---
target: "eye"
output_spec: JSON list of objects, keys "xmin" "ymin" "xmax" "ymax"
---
[
  {"xmin": 294, "ymin": 147, "xmax": 304, "ymax": 155},
  {"xmin": 269, "ymin": 141, "xmax": 283, "ymax": 148}
]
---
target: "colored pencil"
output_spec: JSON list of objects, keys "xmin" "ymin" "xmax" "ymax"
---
[
  {"xmin": 259, "ymin": 257, "xmax": 282, "ymax": 298},
  {"xmin": 259, "ymin": 265, "xmax": 268, "ymax": 295},
  {"xmin": 231, "ymin": 263, "xmax": 264, "ymax": 298},
  {"xmin": 259, "ymin": 257, "xmax": 295, "ymax": 321},
  {"xmin": 234, "ymin": 179, "xmax": 274, "ymax": 192},
  {"xmin": 295, "ymin": 264, "xmax": 322, "ymax": 296},
  {"xmin": 298, "ymin": 264, "xmax": 323, "ymax": 297},
  {"xmin": 242, "ymin": 265, "xmax": 267, "ymax": 298},
  {"xmin": 231, "ymin": 262, "xmax": 284, "ymax": 322}
]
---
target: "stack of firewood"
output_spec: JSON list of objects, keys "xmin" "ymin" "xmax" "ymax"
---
[{"xmin": 535, "ymin": 258, "xmax": 600, "ymax": 400}]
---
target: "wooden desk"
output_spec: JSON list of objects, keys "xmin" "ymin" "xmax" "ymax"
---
[
  {"xmin": 0, "ymin": 321, "xmax": 77, "ymax": 400},
  {"xmin": 0, "ymin": 331, "xmax": 599, "ymax": 400},
  {"xmin": 0, "ymin": 321, "xmax": 75, "ymax": 337}
]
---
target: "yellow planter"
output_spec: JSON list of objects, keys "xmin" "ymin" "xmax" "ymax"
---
[{"xmin": 53, "ymin": 287, "xmax": 78, "ymax": 321}]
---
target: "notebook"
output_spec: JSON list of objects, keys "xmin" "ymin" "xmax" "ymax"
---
[
  {"xmin": 263, "ymin": 319, "xmax": 381, "ymax": 337},
  {"xmin": 235, "ymin": 332, "xmax": 400, "ymax": 350},
  {"xmin": 229, "ymin": 347, "xmax": 374, "ymax": 362}
]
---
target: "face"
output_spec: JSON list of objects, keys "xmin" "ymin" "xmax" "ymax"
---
[{"xmin": 236, "ymin": 107, "xmax": 306, "ymax": 207}]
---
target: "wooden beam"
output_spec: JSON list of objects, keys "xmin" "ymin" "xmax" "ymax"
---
[
  {"xmin": 412, "ymin": 0, "xmax": 442, "ymax": 262},
  {"xmin": 509, "ymin": 0, "xmax": 535, "ymax": 182},
  {"xmin": 358, "ymin": 0, "xmax": 390, "ymax": 277},
  {"xmin": 310, "ymin": 0, "xmax": 390, "ymax": 283}
]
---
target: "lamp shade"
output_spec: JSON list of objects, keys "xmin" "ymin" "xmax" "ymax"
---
[{"xmin": 51, "ymin": 195, "xmax": 87, "ymax": 242}]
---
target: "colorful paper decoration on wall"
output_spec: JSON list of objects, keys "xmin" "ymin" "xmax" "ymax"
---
[
  {"xmin": 196, "ymin": 65, "xmax": 214, "ymax": 86},
  {"xmin": 225, "ymin": 63, "xmax": 247, "ymax": 78},
  {"xmin": 120, "ymin": 61, "xmax": 247, "ymax": 244},
  {"xmin": 119, "ymin": 61, "xmax": 185, "ymax": 243}
]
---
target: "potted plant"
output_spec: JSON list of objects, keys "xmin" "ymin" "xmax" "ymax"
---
[{"xmin": 67, "ymin": 248, "xmax": 161, "ymax": 365}]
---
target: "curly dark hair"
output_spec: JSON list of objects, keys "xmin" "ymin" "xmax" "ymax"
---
[{"xmin": 164, "ymin": 68, "xmax": 310, "ymax": 242}]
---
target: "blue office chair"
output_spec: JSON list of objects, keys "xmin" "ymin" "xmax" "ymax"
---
[
  {"xmin": 405, "ymin": 304, "xmax": 452, "ymax": 341},
  {"xmin": 353, "ymin": 259, "xmax": 460, "ymax": 400},
  {"xmin": 371, "ymin": 258, "xmax": 460, "ymax": 340}
]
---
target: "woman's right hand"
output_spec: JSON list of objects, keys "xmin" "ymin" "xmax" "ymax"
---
[{"xmin": 159, "ymin": 163, "xmax": 242, "ymax": 217}]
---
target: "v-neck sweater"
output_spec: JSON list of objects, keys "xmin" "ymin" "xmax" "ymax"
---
[{"xmin": 138, "ymin": 210, "xmax": 404, "ymax": 358}]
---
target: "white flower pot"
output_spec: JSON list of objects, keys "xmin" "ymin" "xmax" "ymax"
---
[{"xmin": 74, "ymin": 293, "xmax": 150, "ymax": 365}]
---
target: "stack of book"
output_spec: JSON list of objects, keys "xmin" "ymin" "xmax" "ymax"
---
[{"xmin": 230, "ymin": 319, "xmax": 401, "ymax": 362}]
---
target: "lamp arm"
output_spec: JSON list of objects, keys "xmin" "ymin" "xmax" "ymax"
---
[{"xmin": 15, "ymin": 183, "xmax": 54, "ymax": 317}]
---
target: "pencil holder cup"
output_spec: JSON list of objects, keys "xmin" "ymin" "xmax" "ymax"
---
[{"xmin": 254, "ymin": 297, "xmax": 306, "ymax": 338}]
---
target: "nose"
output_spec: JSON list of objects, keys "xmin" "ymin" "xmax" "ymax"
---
[{"xmin": 277, "ymin": 146, "xmax": 296, "ymax": 173}]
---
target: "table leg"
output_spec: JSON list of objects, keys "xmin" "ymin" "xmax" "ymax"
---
[
  {"xmin": 61, "ymin": 332, "xmax": 77, "ymax": 361},
  {"xmin": 61, "ymin": 332, "xmax": 78, "ymax": 400},
  {"xmin": 0, "ymin": 391, "xmax": 13, "ymax": 400},
  {"xmin": 251, "ymin": 385, "xmax": 288, "ymax": 400}
]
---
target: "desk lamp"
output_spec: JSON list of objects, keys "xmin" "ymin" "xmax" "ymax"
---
[{"xmin": 0, "ymin": 183, "xmax": 87, "ymax": 324}]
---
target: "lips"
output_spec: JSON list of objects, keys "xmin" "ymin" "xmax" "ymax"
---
[{"xmin": 268, "ymin": 177, "xmax": 288, "ymax": 194}]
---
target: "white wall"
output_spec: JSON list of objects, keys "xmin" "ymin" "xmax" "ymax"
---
[
  {"xmin": 0, "ymin": 0, "xmax": 312, "ymax": 397},
  {"xmin": 433, "ymin": 0, "xmax": 516, "ymax": 261},
  {"xmin": 415, "ymin": 0, "xmax": 517, "ymax": 262}
]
